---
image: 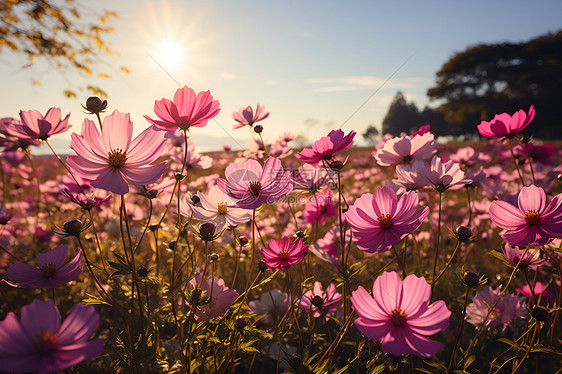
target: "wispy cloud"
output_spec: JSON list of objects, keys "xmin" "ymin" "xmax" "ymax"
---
[{"xmin": 306, "ymin": 75, "xmax": 429, "ymax": 92}]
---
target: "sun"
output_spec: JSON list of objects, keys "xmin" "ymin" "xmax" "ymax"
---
[{"xmin": 154, "ymin": 40, "xmax": 185, "ymax": 70}]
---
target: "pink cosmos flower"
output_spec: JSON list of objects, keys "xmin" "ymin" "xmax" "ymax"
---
[
  {"xmin": 293, "ymin": 163, "xmax": 334, "ymax": 192},
  {"xmin": 514, "ymin": 143, "xmax": 555, "ymax": 165},
  {"xmin": 261, "ymin": 237, "xmax": 308, "ymax": 270},
  {"xmin": 296, "ymin": 129, "xmax": 356, "ymax": 165},
  {"xmin": 187, "ymin": 274, "xmax": 239, "ymax": 321},
  {"xmin": 500, "ymin": 243, "xmax": 544, "ymax": 270},
  {"xmin": 0, "ymin": 117, "xmax": 41, "ymax": 151},
  {"xmin": 465, "ymin": 285, "xmax": 528, "ymax": 331},
  {"xmin": 249, "ymin": 289, "xmax": 291, "ymax": 326},
  {"xmin": 345, "ymin": 186, "xmax": 429, "ymax": 253},
  {"xmin": 217, "ymin": 157, "xmax": 293, "ymax": 209},
  {"xmin": 489, "ymin": 185, "xmax": 562, "ymax": 246},
  {"xmin": 516, "ymin": 282, "xmax": 556, "ymax": 307},
  {"xmin": 0, "ymin": 299, "xmax": 104, "ymax": 373},
  {"xmin": 392, "ymin": 160, "xmax": 429, "ymax": 191},
  {"xmin": 419, "ymin": 156, "xmax": 471, "ymax": 192},
  {"xmin": 66, "ymin": 110, "xmax": 167, "ymax": 195},
  {"xmin": 477, "ymin": 105, "xmax": 535, "ymax": 139},
  {"xmin": 233, "ymin": 104, "xmax": 269, "ymax": 129},
  {"xmin": 185, "ymin": 185, "xmax": 253, "ymax": 231},
  {"xmin": 374, "ymin": 132, "xmax": 436, "ymax": 167},
  {"xmin": 3, "ymin": 245, "xmax": 82, "ymax": 289},
  {"xmin": 302, "ymin": 190, "xmax": 337, "ymax": 225},
  {"xmin": 7, "ymin": 108, "xmax": 71, "ymax": 141},
  {"xmin": 300, "ymin": 282, "xmax": 341, "ymax": 320},
  {"xmin": 351, "ymin": 271, "xmax": 451, "ymax": 358},
  {"xmin": 144, "ymin": 85, "xmax": 220, "ymax": 131},
  {"xmin": 410, "ymin": 124, "xmax": 431, "ymax": 137}
]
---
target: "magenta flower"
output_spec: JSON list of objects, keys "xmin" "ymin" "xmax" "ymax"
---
[
  {"xmin": 465, "ymin": 285, "xmax": 528, "ymax": 331},
  {"xmin": 11, "ymin": 108, "xmax": 71, "ymax": 141},
  {"xmin": 261, "ymin": 237, "xmax": 308, "ymax": 270},
  {"xmin": 0, "ymin": 117, "xmax": 40, "ymax": 151},
  {"xmin": 296, "ymin": 129, "xmax": 356, "ymax": 165},
  {"xmin": 302, "ymin": 189, "xmax": 337, "ymax": 225},
  {"xmin": 300, "ymin": 282, "xmax": 341, "ymax": 320},
  {"xmin": 500, "ymin": 243, "xmax": 544, "ymax": 270},
  {"xmin": 351, "ymin": 271, "xmax": 451, "ymax": 358},
  {"xmin": 419, "ymin": 156, "xmax": 471, "ymax": 192},
  {"xmin": 0, "ymin": 299, "xmax": 104, "ymax": 373},
  {"xmin": 374, "ymin": 133, "xmax": 436, "ymax": 167},
  {"xmin": 3, "ymin": 245, "xmax": 82, "ymax": 289},
  {"xmin": 187, "ymin": 274, "xmax": 239, "ymax": 321},
  {"xmin": 345, "ymin": 186, "xmax": 429, "ymax": 253},
  {"xmin": 516, "ymin": 282, "xmax": 556, "ymax": 307},
  {"xmin": 186, "ymin": 185, "xmax": 253, "ymax": 231},
  {"xmin": 477, "ymin": 105, "xmax": 535, "ymax": 139},
  {"xmin": 144, "ymin": 85, "xmax": 220, "ymax": 131},
  {"xmin": 489, "ymin": 185, "xmax": 562, "ymax": 246},
  {"xmin": 233, "ymin": 104, "xmax": 269, "ymax": 129},
  {"xmin": 66, "ymin": 110, "xmax": 167, "ymax": 195},
  {"xmin": 217, "ymin": 157, "xmax": 293, "ymax": 209}
]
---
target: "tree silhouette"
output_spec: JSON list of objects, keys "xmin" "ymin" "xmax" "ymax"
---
[
  {"xmin": 427, "ymin": 31, "xmax": 562, "ymax": 138},
  {"xmin": 381, "ymin": 92, "xmax": 421, "ymax": 136},
  {"xmin": 0, "ymin": 0, "xmax": 126, "ymax": 98}
]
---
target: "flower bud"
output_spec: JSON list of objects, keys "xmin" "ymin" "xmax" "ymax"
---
[
  {"xmin": 329, "ymin": 160, "xmax": 344, "ymax": 171},
  {"xmin": 168, "ymin": 240, "xmax": 177, "ymax": 250},
  {"xmin": 455, "ymin": 226, "xmax": 472, "ymax": 243},
  {"xmin": 210, "ymin": 253, "xmax": 219, "ymax": 262},
  {"xmin": 63, "ymin": 219, "xmax": 84, "ymax": 237},
  {"xmin": 199, "ymin": 222, "xmax": 217, "ymax": 241},
  {"xmin": 191, "ymin": 195, "xmax": 201, "ymax": 205},
  {"xmin": 258, "ymin": 260, "xmax": 268, "ymax": 272},
  {"xmin": 175, "ymin": 172, "xmax": 186, "ymax": 181},
  {"xmin": 253, "ymin": 124, "xmax": 263, "ymax": 134},
  {"xmin": 191, "ymin": 288, "xmax": 202, "ymax": 304},
  {"xmin": 557, "ymin": 174, "xmax": 562, "ymax": 183},
  {"xmin": 530, "ymin": 305, "xmax": 549, "ymax": 322},
  {"xmin": 83, "ymin": 96, "xmax": 108, "ymax": 114},
  {"xmin": 288, "ymin": 354, "xmax": 301, "ymax": 369},
  {"xmin": 463, "ymin": 271, "xmax": 480, "ymax": 288},
  {"xmin": 312, "ymin": 295, "xmax": 324, "ymax": 308},
  {"xmin": 137, "ymin": 265, "xmax": 148, "ymax": 278},
  {"xmin": 235, "ymin": 318, "xmax": 247, "ymax": 331},
  {"xmin": 295, "ymin": 231, "xmax": 306, "ymax": 239},
  {"xmin": 237, "ymin": 236, "xmax": 250, "ymax": 246}
]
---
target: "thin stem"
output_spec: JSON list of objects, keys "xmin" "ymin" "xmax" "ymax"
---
[
  {"xmin": 528, "ymin": 157, "xmax": 536, "ymax": 185},
  {"xmin": 432, "ymin": 240, "xmax": 461, "ymax": 286},
  {"xmin": 465, "ymin": 186, "xmax": 472, "ymax": 227},
  {"xmin": 508, "ymin": 138, "xmax": 525, "ymax": 187},
  {"xmin": 45, "ymin": 139, "xmax": 87, "ymax": 195},
  {"xmin": 432, "ymin": 191, "xmax": 443, "ymax": 282},
  {"xmin": 448, "ymin": 287, "xmax": 470, "ymax": 371}
]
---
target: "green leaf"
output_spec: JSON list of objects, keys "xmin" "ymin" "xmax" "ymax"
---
[{"xmin": 82, "ymin": 293, "xmax": 111, "ymax": 306}]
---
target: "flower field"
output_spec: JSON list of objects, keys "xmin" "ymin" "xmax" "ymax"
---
[{"xmin": 0, "ymin": 87, "xmax": 561, "ymax": 373}]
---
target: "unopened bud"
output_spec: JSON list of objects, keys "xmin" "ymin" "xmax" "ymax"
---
[
  {"xmin": 253, "ymin": 124, "xmax": 263, "ymax": 134},
  {"xmin": 191, "ymin": 195, "xmax": 201, "ymax": 205},
  {"xmin": 235, "ymin": 318, "xmax": 247, "ymax": 331},
  {"xmin": 83, "ymin": 96, "xmax": 108, "ymax": 114},
  {"xmin": 312, "ymin": 295, "xmax": 324, "ymax": 308},
  {"xmin": 199, "ymin": 222, "xmax": 217, "ymax": 241},
  {"xmin": 530, "ymin": 305, "xmax": 549, "ymax": 322},
  {"xmin": 455, "ymin": 226, "xmax": 472, "ymax": 243},
  {"xmin": 329, "ymin": 160, "xmax": 344, "ymax": 171},
  {"xmin": 258, "ymin": 260, "xmax": 268, "ymax": 272},
  {"xmin": 168, "ymin": 240, "xmax": 177, "ymax": 250},
  {"xmin": 238, "ymin": 236, "xmax": 250, "ymax": 246},
  {"xmin": 137, "ymin": 265, "xmax": 148, "ymax": 278},
  {"xmin": 63, "ymin": 219, "xmax": 83, "ymax": 237},
  {"xmin": 463, "ymin": 271, "xmax": 480, "ymax": 288},
  {"xmin": 210, "ymin": 253, "xmax": 219, "ymax": 262}
]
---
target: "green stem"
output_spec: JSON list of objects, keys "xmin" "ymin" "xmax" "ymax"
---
[
  {"xmin": 432, "ymin": 191, "xmax": 443, "ymax": 282},
  {"xmin": 448, "ymin": 287, "xmax": 470, "ymax": 371},
  {"xmin": 432, "ymin": 240, "xmax": 461, "ymax": 286}
]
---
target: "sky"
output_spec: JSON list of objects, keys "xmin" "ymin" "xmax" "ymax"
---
[{"xmin": 1, "ymin": 0, "xmax": 562, "ymax": 153}]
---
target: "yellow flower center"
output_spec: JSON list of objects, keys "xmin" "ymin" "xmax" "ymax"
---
[
  {"xmin": 378, "ymin": 214, "xmax": 393, "ymax": 230},
  {"xmin": 107, "ymin": 148, "xmax": 127, "ymax": 168},
  {"xmin": 217, "ymin": 202, "xmax": 228, "ymax": 215},
  {"xmin": 524, "ymin": 210, "xmax": 540, "ymax": 225},
  {"xmin": 41, "ymin": 262, "xmax": 57, "ymax": 277},
  {"xmin": 34, "ymin": 330, "xmax": 59, "ymax": 353},
  {"xmin": 278, "ymin": 250, "xmax": 289, "ymax": 261},
  {"xmin": 390, "ymin": 308, "xmax": 408, "ymax": 326}
]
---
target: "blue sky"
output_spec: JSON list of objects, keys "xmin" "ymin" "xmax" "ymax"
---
[{"xmin": 1, "ymin": 0, "xmax": 561, "ymax": 152}]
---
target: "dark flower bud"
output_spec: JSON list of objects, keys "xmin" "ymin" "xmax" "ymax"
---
[
  {"xmin": 530, "ymin": 305, "xmax": 549, "ymax": 322},
  {"xmin": 210, "ymin": 253, "xmax": 219, "ymax": 262},
  {"xmin": 168, "ymin": 240, "xmax": 177, "ymax": 250},
  {"xmin": 463, "ymin": 271, "xmax": 480, "ymax": 288},
  {"xmin": 288, "ymin": 354, "xmax": 301, "ymax": 369},
  {"xmin": 137, "ymin": 265, "xmax": 148, "ymax": 278},
  {"xmin": 235, "ymin": 318, "xmax": 247, "ymax": 331},
  {"xmin": 253, "ymin": 124, "xmax": 263, "ymax": 134},
  {"xmin": 191, "ymin": 195, "xmax": 201, "ymax": 205},
  {"xmin": 191, "ymin": 288, "xmax": 202, "ymax": 304},
  {"xmin": 557, "ymin": 174, "xmax": 562, "ymax": 183},
  {"xmin": 295, "ymin": 231, "xmax": 306, "ymax": 239},
  {"xmin": 144, "ymin": 189, "xmax": 159, "ymax": 200},
  {"xmin": 455, "ymin": 226, "xmax": 472, "ymax": 243},
  {"xmin": 312, "ymin": 295, "xmax": 324, "ymax": 308},
  {"xmin": 175, "ymin": 172, "xmax": 186, "ymax": 181},
  {"xmin": 83, "ymin": 96, "xmax": 108, "ymax": 114},
  {"xmin": 238, "ymin": 236, "xmax": 250, "ymax": 246},
  {"xmin": 199, "ymin": 222, "xmax": 217, "ymax": 241},
  {"xmin": 148, "ymin": 224, "xmax": 159, "ymax": 232},
  {"xmin": 63, "ymin": 219, "xmax": 84, "ymax": 237},
  {"xmin": 329, "ymin": 160, "xmax": 344, "ymax": 171},
  {"xmin": 258, "ymin": 260, "xmax": 268, "ymax": 272}
]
